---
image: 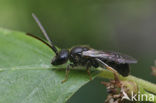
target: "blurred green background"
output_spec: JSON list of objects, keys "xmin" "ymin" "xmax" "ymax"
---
[{"xmin": 0, "ymin": 0, "xmax": 155, "ymax": 103}]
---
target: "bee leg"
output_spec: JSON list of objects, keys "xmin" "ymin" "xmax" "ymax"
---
[
  {"xmin": 86, "ymin": 65, "xmax": 92, "ymax": 80},
  {"xmin": 96, "ymin": 58, "xmax": 119, "ymax": 77},
  {"xmin": 61, "ymin": 64, "xmax": 71, "ymax": 83},
  {"xmin": 105, "ymin": 65, "xmax": 119, "ymax": 79},
  {"xmin": 105, "ymin": 66, "xmax": 120, "ymax": 84}
]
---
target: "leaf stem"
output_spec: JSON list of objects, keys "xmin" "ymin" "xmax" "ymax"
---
[{"xmin": 97, "ymin": 68, "xmax": 156, "ymax": 94}]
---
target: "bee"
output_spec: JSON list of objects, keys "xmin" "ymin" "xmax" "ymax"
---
[{"xmin": 28, "ymin": 13, "xmax": 137, "ymax": 83}]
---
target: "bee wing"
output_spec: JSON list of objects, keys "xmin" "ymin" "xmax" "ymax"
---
[{"xmin": 82, "ymin": 49, "xmax": 137, "ymax": 64}]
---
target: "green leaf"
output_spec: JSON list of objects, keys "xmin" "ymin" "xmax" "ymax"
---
[{"xmin": 0, "ymin": 28, "xmax": 91, "ymax": 103}]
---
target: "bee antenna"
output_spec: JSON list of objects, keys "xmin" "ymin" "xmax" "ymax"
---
[{"xmin": 32, "ymin": 13, "xmax": 58, "ymax": 55}]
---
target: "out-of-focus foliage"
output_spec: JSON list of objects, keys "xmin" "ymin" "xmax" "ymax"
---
[
  {"xmin": 0, "ymin": 0, "xmax": 155, "ymax": 103},
  {"xmin": 152, "ymin": 61, "xmax": 156, "ymax": 76}
]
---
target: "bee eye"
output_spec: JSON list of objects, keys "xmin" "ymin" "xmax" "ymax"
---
[{"xmin": 51, "ymin": 49, "xmax": 69, "ymax": 65}]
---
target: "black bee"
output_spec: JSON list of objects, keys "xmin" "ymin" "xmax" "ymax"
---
[{"xmin": 29, "ymin": 13, "xmax": 137, "ymax": 83}]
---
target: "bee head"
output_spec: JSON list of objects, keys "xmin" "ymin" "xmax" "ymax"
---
[{"xmin": 51, "ymin": 49, "xmax": 69, "ymax": 65}]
